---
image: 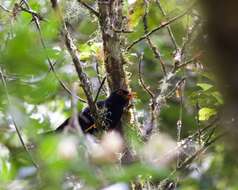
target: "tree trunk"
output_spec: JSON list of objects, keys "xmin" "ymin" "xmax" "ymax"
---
[
  {"xmin": 97, "ymin": 0, "xmax": 128, "ymax": 91},
  {"xmin": 97, "ymin": 0, "xmax": 134, "ymax": 164}
]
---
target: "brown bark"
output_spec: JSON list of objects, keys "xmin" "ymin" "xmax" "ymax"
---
[
  {"xmin": 49, "ymin": 1, "xmax": 100, "ymax": 128},
  {"xmin": 64, "ymin": 24, "xmax": 99, "ymax": 127},
  {"xmin": 97, "ymin": 0, "xmax": 134, "ymax": 164},
  {"xmin": 97, "ymin": 0, "xmax": 128, "ymax": 91}
]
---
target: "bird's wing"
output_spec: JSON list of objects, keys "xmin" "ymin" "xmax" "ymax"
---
[
  {"xmin": 96, "ymin": 100, "xmax": 106, "ymax": 109},
  {"xmin": 54, "ymin": 100, "xmax": 109, "ymax": 133}
]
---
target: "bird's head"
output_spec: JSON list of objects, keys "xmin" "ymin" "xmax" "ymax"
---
[{"xmin": 108, "ymin": 89, "xmax": 134, "ymax": 107}]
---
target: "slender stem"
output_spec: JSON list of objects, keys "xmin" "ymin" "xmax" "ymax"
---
[
  {"xmin": 96, "ymin": 60, "xmax": 108, "ymax": 95},
  {"xmin": 94, "ymin": 76, "xmax": 107, "ymax": 104},
  {"xmin": 156, "ymin": 0, "xmax": 179, "ymax": 51},
  {"xmin": 0, "ymin": 4, "xmax": 11, "ymax": 13},
  {"xmin": 138, "ymin": 53, "xmax": 157, "ymax": 136},
  {"xmin": 63, "ymin": 23, "xmax": 100, "ymax": 127},
  {"xmin": 165, "ymin": 78, "xmax": 186, "ymax": 99},
  {"xmin": 19, "ymin": 2, "xmax": 87, "ymax": 103},
  {"xmin": 196, "ymin": 101, "xmax": 201, "ymax": 145},
  {"xmin": 0, "ymin": 68, "xmax": 38, "ymax": 169},
  {"xmin": 126, "ymin": 2, "xmax": 195, "ymax": 50},
  {"xmin": 142, "ymin": 0, "xmax": 167, "ymax": 76},
  {"xmin": 138, "ymin": 54, "xmax": 154, "ymax": 98},
  {"xmin": 176, "ymin": 83, "xmax": 184, "ymax": 167},
  {"xmin": 172, "ymin": 56, "xmax": 200, "ymax": 73},
  {"xmin": 77, "ymin": 0, "xmax": 99, "ymax": 17},
  {"xmin": 49, "ymin": 0, "xmax": 101, "ymax": 129}
]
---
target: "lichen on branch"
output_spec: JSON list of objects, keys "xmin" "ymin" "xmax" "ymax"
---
[{"xmin": 98, "ymin": 0, "xmax": 129, "ymax": 91}]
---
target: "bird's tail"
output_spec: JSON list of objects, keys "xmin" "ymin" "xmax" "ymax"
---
[
  {"xmin": 55, "ymin": 118, "xmax": 70, "ymax": 132},
  {"xmin": 42, "ymin": 118, "xmax": 70, "ymax": 135}
]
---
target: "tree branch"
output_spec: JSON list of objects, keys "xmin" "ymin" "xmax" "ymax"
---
[
  {"xmin": 126, "ymin": 2, "xmax": 195, "ymax": 51},
  {"xmin": 142, "ymin": 0, "xmax": 167, "ymax": 76},
  {"xmin": 19, "ymin": 1, "xmax": 87, "ymax": 103},
  {"xmin": 63, "ymin": 23, "xmax": 100, "ymax": 127},
  {"xmin": 0, "ymin": 4, "xmax": 11, "ymax": 13},
  {"xmin": 156, "ymin": 0, "xmax": 179, "ymax": 51},
  {"xmin": 97, "ymin": 0, "xmax": 129, "ymax": 91},
  {"xmin": 0, "ymin": 68, "xmax": 38, "ymax": 169},
  {"xmin": 77, "ymin": 0, "xmax": 99, "ymax": 17},
  {"xmin": 94, "ymin": 76, "xmax": 107, "ymax": 104},
  {"xmin": 138, "ymin": 53, "xmax": 155, "ymax": 99},
  {"xmin": 48, "ymin": 0, "xmax": 101, "ymax": 127}
]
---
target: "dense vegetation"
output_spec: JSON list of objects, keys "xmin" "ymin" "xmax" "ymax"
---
[{"xmin": 0, "ymin": 0, "xmax": 236, "ymax": 189}]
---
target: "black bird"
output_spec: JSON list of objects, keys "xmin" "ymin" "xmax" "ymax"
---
[{"xmin": 55, "ymin": 89, "xmax": 133, "ymax": 134}]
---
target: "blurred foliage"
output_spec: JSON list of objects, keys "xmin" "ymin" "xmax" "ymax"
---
[{"xmin": 0, "ymin": 0, "xmax": 235, "ymax": 190}]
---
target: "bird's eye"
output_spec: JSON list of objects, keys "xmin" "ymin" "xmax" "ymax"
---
[{"xmin": 117, "ymin": 90, "xmax": 123, "ymax": 96}]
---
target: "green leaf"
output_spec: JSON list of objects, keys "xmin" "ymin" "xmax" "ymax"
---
[
  {"xmin": 41, "ymin": 13, "xmax": 61, "ymax": 41},
  {"xmin": 0, "ymin": 25, "xmax": 48, "ymax": 76},
  {"xmin": 211, "ymin": 91, "xmax": 224, "ymax": 105},
  {"xmin": 128, "ymin": 0, "xmax": 144, "ymax": 29},
  {"xmin": 105, "ymin": 163, "xmax": 168, "ymax": 183},
  {"xmin": 7, "ymin": 73, "xmax": 59, "ymax": 104},
  {"xmin": 0, "ymin": 159, "xmax": 12, "ymax": 182},
  {"xmin": 197, "ymin": 83, "xmax": 213, "ymax": 91},
  {"xmin": 198, "ymin": 107, "xmax": 217, "ymax": 121}
]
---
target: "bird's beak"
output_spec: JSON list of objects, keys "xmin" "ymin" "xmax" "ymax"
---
[{"xmin": 127, "ymin": 92, "xmax": 136, "ymax": 100}]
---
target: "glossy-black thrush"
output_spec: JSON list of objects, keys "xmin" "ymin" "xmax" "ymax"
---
[{"xmin": 55, "ymin": 89, "xmax": 133, "ymax": 134}]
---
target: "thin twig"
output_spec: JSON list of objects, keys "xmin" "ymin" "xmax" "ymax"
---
[
  {"xmin": 126, "ymin": 2, "xmax": 195, "ymax": 51},
  {"xmin": 0, "ymin": 68, "xmax": 38, "ymax": 169},
  {"xmin": 181, "ymin": 19, "xmax": 201, "ymax": 57},
  {"xmin": 49, "ymin": 0, "xmax": 100, "ymax": 127},
  {"xmin": 188, "ymin": 117, "xmax": 219, "ymax": 140},
  {"xmin": 142, "ymin": 72, "xmax": 177, "ymax": 136},
  {"xmin": 138, "ymin": 53, "xmax": 157, "ymax": 137},
  {"xmin": 0, "ymin": 4, "xmax": 11, "ymax": 13},
  {"xmin": 142, "ymin": 0, "xmax": 167, "ymax": 76},
  {"xmin": 172, "ymin": 55, "xmax": 199, "ymax": 73},
  {"xmin": 205, "ymin": 132, "xmax": 226, "ymax": 147},
  {"xmin": 177, "ymin": 133, "xmax": 224, "ymax": 171},
  {"xmin": 63, "ymin": 23, "xmax": 100, "ymax": 127},
  {"xmin": 138, "ymin": 53, "xmax": 154, "ymax": 98},
  {"xmin": 156, "ymin": 0, "xmax": 179, "ymax": 51},
  {"xmin": 94, "ymin": 76, "xmax": 107, "ymax": 104},
  {"xmin": 19, "ymin": 1, "xmax": 86, "ymax": 103},
  {"xmin": 96, "ymin": 60, "xmax": 108, "ymax": 95},
  {"xmin": 159, "ymin": 130, "xmax": 224, "ymax": 187},
  {"xmin": 77, "ymin": 0, "xmax": 99, "ymax": 17},
  {"xmin": 165, "ymin": 78, "xmax": 186, "ymax": 99},
  {"xmin": 204, "ymin": 126, "xmax": 216, "ymax": 145},
  {"xmin": 176, "ymin": 82, "xmax": 184, "ymax": 167},
  {"xmin": 196, "ymin": 101, "xmax": 201, "ymax": 145},
  {"xmin": 20, "ymin": 6, "xmax": 44, "ymax": 21}
]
